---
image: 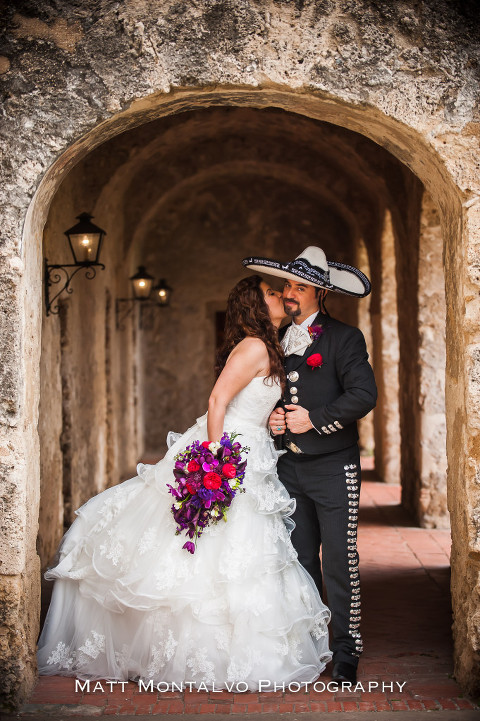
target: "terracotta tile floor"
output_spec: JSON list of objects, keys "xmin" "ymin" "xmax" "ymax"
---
[{"xmin": 23, "ymin": 468, "xmax": 479, "ymax": 715}]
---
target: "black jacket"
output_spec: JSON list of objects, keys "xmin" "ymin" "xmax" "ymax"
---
[{"xmin": 278, "ymin": 312, "xmax": 377, "ymax": 455}]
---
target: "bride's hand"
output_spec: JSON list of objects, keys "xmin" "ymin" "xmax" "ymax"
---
[{"xmin": 269, "ymin": 407, "xmax": 286, "ymax": 435}]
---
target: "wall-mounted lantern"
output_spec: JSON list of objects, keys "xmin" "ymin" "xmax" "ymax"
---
[
  {"xmin": 44, "ymin": 213, "xmax": 106, "ymax": 316},
  {"xmin": 116, "ymin": 266, "xmax": 172, "ymax": 329},
  {"xmin": 152, "ymin": 278, "xmax": 172, "ymax": 307},
  {"xmin": 130, "ymin": 266, "xmax": 154, "ymax": 299}
]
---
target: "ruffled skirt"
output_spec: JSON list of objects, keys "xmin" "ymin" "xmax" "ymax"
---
[{"xmin": 37, "ymin": 413, "xmax": 332, "ymax": 688}]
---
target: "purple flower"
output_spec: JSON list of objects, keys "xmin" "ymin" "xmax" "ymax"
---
[
  {"xmin": 202, "ymin": 462, "xmax": 212, "ymax": 472},
  {"xmin": 197, "ymin": 487, "xmax": 214, "ymax": 501},
  {"xmin": 183, "ymin": 541, "xmax": 195, "ymax": 553},
  {"xmin": 167, "ymin": 484, "xmax": 182, "ymax": 499},
  {"xmin": 308, "ymin": 324, "xmax": 324, "ymax": 340}
]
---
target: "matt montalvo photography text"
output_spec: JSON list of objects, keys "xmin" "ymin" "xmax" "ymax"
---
[{"xmin": 75, "ymin": 679, "xmax": 408, "ymax": 694}]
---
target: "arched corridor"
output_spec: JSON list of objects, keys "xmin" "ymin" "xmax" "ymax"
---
[
  {"xmin": 37, "ymin": 106, "xmax": 448, "ymax": 574},
  {"xmin": 35, "ymin": 102, "xmax": 450, "ymax": 705}
]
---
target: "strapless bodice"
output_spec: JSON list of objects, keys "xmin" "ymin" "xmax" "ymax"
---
[{"xmin": 224, "ymin": 376, "xmax": 281, "ymax": 431}]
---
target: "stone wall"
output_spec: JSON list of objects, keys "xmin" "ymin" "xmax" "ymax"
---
[
  {"xmin": 0, "ymin": 0, "xmax": 479, "ymax": 707},
  {"xmin": 417, "ymin": 193, "xmax": 448, "ymax": 527}
]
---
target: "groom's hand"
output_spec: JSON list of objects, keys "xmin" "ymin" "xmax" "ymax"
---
[
  {"xmin": 269, "ymin": 407, "xmax": 286, "ymax": 435},
  {"xmin": 285, "ymin": 404, "xmax": 314, "ymax": 434}
]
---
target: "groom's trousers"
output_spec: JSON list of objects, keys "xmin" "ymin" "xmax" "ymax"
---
[{"xmin": 277, "ymin": 443, "xmax": 362, "ymax": 667}]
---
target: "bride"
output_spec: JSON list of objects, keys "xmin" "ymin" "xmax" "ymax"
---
[{"xmin": 37, "ymin": 275, "xmax": 332, "ymax": 688}]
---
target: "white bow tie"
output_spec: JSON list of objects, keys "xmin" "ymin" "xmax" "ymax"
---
[{"xmin": 281, "ymin": 324, "xmax": 311, "ymax": 357}]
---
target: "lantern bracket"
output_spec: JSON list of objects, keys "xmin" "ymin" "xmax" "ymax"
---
[
  {"xmin": 115, "ymin": 297, "xmax": 166, "ymax": 331},
  {"xmin": 44, "ymin": 258, "xmax": 105, "ymax": 316}
]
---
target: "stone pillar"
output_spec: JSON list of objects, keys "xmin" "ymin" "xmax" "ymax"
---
[
  {"xmin": 416, "ymin": 193, "xmax": 448, "ymax": 527},
  {"xmin": 374, "ymin": 210, "xmax": 401, "ymax": 484},
  {"xmin": 396, "ymin": 178, "xmax": 423, "ymax": 516},
  {"xmin": 356, "ymin": 238, "xmax": 375, "ymax": 457},
  {"xmin": 450, "ymin": 199, "xmax": 480, "ymax": 696},
  {"xmin": 0, "ymin": 201, "xmax": 43, "ymax": 709}
]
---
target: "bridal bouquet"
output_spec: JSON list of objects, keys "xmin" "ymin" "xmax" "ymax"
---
[{"xmin": 167, "ymin": 433, "xmax": 249, "ymax": 553}]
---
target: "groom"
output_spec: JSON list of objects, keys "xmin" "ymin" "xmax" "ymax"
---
[{"xmin": 243, "ymin": 247, "xmax": 377, "ymax": 683}]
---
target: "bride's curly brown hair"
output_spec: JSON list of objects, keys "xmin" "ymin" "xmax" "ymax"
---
[{"xmin": 215, "ymin": 275, "xmax": 285, "ymax": 392}]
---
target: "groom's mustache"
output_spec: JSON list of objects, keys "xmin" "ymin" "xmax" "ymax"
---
[{"xmin": 284, "ymin": 299, "xmax": 299, "ymax": 306}]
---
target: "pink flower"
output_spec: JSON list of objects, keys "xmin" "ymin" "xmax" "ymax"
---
[
  {"xmin": 307, "ymin": 353, "xmax": 323, "ymax": 369},
  {"xmin": 222, "ymin": 463, "xmax": 236, "ymax": 479}
]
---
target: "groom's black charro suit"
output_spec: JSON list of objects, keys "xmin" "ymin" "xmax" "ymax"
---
[{"xmin": 276, "ymin": 311, "xmax": 377, "ymax": 668}]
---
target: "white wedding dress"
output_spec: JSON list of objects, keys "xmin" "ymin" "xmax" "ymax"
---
[{"xmin": 37, "ymin": 376, "xmax": 332, "ymax": 688}]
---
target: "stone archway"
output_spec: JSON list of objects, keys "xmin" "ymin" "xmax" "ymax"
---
[
  {"xmin": 12, "ymin": 85, "xmax": 466, "ymax": 705},
  {"xmin": 1, "ymin": 0, "xmax": 479, "ymax": 710}
]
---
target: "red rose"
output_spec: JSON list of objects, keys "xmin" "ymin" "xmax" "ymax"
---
[
  {"xmin": 203, "ymin": 472, "xmax": 222, "ymax": 490},
  {"xmin": 307, "ymin": 353, "xmax": 323, "ymax": 369},
  {"xmin": 186, "ymin": 482, "xmax": 197, "ymax": 494},
  {"xmin": 201, "ymin": 441, "xmax": 211, "ymax": 449},
  {"xmin": 187, "ymin": 460, "xmax": 200, "ymax": 472},
  {"xmin": 222, "ymin": 463, "xmax": 236, "ymax": 479}
]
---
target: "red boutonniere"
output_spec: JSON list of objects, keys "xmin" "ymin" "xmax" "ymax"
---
[
  {"xmin": 308, "ymin": 325, "xmax": 324, "ymax": 341},
  {"xmin": 307, "ymin": 353, "xmax": 323, "ymax": 369}
]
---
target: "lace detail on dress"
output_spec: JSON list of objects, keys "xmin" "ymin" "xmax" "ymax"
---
[
  {"xmin": 186, "ymin": 648, "xmax": 215, "ymax": 685},
  {"xmin": 114, "ymin": 644, "xmax": 131, "ymax": 669},
  {"xmin": 288, "ymin": 633, "xmax": 303, "ymax": 662},
  {"xmin": 219, "ymin": 539, "xmax": 255, "ymax": 580},
  {"xmin": 67, "ymin": 567, "xmax": 89, "ymax": 580},
  {"xmin": 46, "ymin": 641, "xmax": 74, "ymax": 670},
  {"xmin": 94, "ymin": 486, "xmax": 136, "ymax": 532},
  {"xmin": 300, "ymin": 584, "xmax": 314, "ymax": 615},
  {"xmin": 99, "ymin": 526, "xmax": 127, "ymax": 570},
  {"xmin": 78, "ymin": 631, "xmax": 105, "ymax": 659},
  {"xmin": 214, "ymin": 627, "xmax": 232, "ymax": 652},
  {"xmin": 138, "ymin": 527, "xmax": 159, "ymax": 555},
  {"xmin": 244, "ymin": 588, "xmax": 273, "ymax": 616},
  {"xmin": 227, "ymin": 648, "xmax": 262, "ymax": 682},
  {"xmin": 154, "ymin": 554, "xmax": 194, "ymax": 591},
  {"xmin": 264, "ymin": 514, "xmax": 287, "ymax": 545},
  {"xmin": 147, "ymin": 630, "xmax": 178, "ymax": 676},
  {"xmin": 312, "ymin": 617, "xmax": 329, "ymax": 640},
  {"xmin": 249, "ymin": 455, "xmax": 277, "ymax": 473},
  {"xmin": 253, "ymin": 480, "xmax": 290, "ymax": 513}
]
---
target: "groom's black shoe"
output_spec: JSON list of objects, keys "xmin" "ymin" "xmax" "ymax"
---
[{"xmin": 332, "ymin": 661, "xmax": 357, "ymax": 683}]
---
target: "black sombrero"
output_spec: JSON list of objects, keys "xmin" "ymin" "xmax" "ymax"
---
[{"xmin": 243, "ymin": 246, "xmax": 371, "ymax": 298}]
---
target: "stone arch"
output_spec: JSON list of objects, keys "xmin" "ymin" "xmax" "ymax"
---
[
  {"xmin": 1, "ymin": 0, "xmax": 478, "ymax": 710},
  {"xmin": 9, "ymin": 86, "xmax": 468, "ymax": 710}
]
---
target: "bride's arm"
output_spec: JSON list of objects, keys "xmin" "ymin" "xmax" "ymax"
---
[{"xmin": 207, "ymin": 337, "xmax": 269, "ymax": 443}]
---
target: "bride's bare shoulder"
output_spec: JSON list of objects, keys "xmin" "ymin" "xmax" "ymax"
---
[{"xmin": 228, "ymin": 337, "xmax": 268, "ymax": 362}]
